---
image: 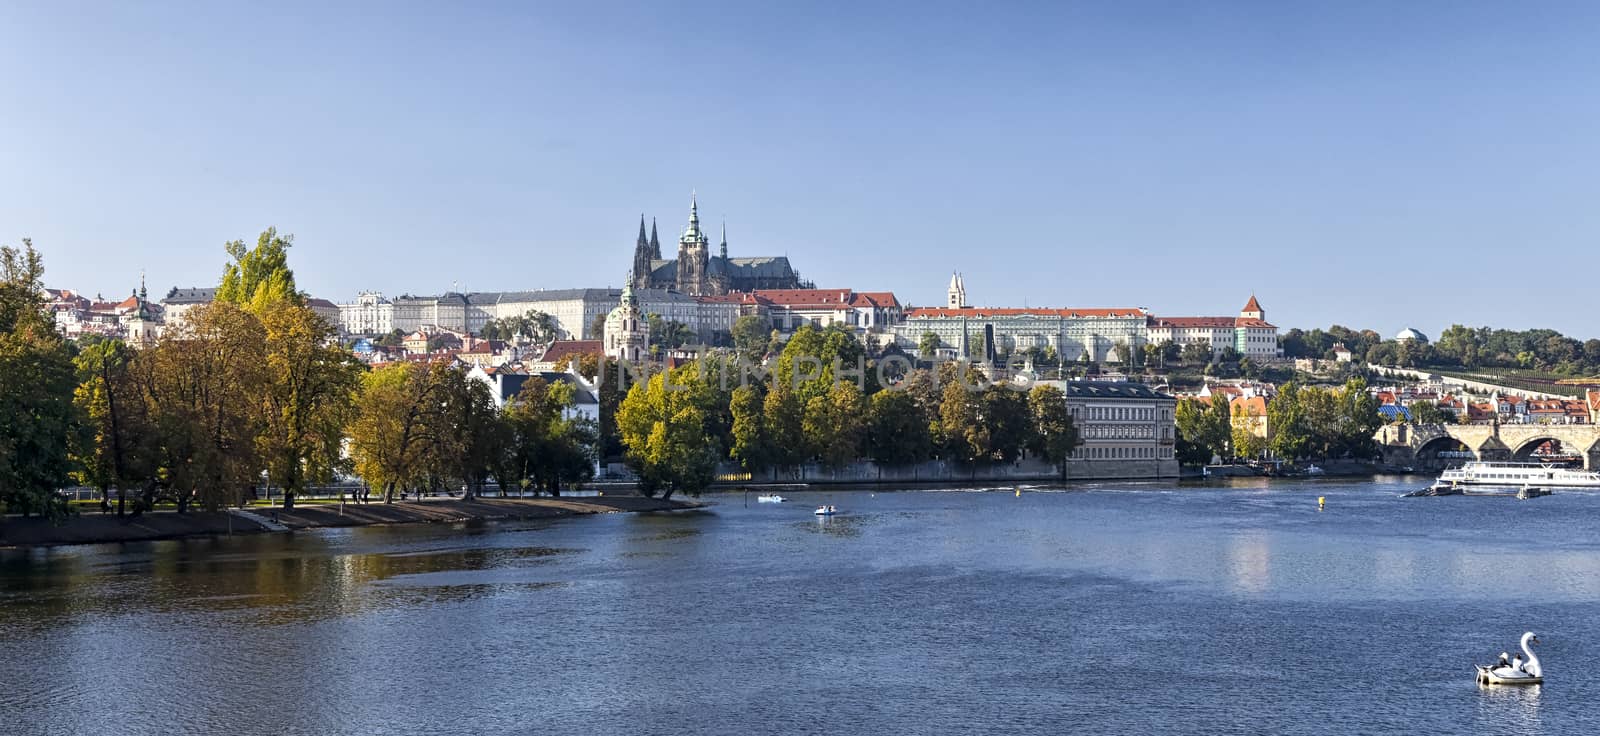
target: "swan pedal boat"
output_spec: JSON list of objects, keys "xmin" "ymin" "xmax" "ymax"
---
[
  {"xmin": 1476, "ymin": 632, "xmax": 1543, "ymax": 686},
  {"xmin": 813, "ymin": 506, "xmax": 838, "ymax": 516},
  {"xmin": 1476, "ymin": 666, "xmax": 1542, "ymax": 686}
]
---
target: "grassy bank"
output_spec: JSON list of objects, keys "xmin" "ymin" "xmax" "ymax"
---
[{"xmin": 0, "ymin": 496, "xmax": 698, "ymax": 549}]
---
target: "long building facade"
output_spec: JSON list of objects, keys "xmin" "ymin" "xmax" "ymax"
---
[
  {"xmin": 897, "ymin": 307, "xmax": 1151, "ymax": 363},
  {"xmin": 339, "ymin": 287, "xmax": 740, "ymax": 342}
]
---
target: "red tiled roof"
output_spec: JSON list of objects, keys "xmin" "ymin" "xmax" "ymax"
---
[
  {"xmin": 1151, "ymin": 317, "xmax": 1238, "ymax": 329},
  {"xmin": 542, "ymin": 340, "xmax": 602, "ymax": 363},
  {"xmin": 1243, "ymin": 295, "xmax": 1263, "ymax": 313},
  {"xmin": 1149, "ymin": 316, "xmax": 1277, "ymax": 329},
  {"xmin": 1230, "ymin": 395, "xmax": 1268, "ymax": 417},
  {"xmin": 907, "ymin": 307, "xmax": 1145, "ymax": 319},
  {"xmin": 744, "ymin": 288, "xmax": 902, "ymax": 310}
]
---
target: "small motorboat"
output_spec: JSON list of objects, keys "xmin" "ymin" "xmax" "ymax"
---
[
  {"xmin": 1305, "ymin": 464, "xmax": 1326, "ymax": 476},
  {"xmin": 1403, "ymin": 480, "xmax": 1463, "ymax": 497},
  {"xmin": 757, "ymin": 494, "xmax": 787, "ymax": 503},
  {"xmin": 1517, "ymin": 485, "xmax": 1551, "ymax": 500},
  {"xmin": 813, "ymin": 505, "xmax": 838, "ymax": 516},
  {"xmin": 1476, "ymin": 632, "xmax": 1543, "ymax": 685}
]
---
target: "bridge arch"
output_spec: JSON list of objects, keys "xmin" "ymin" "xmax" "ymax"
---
[
  {"xmin": 1414, "ymin": 436, "xmax": 1475, "ymax": 470},
  {"xmin": 1511, "ymin": 436, "xmax": 1573, "ymax": 463}
]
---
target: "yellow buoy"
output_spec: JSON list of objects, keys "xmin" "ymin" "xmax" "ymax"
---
[
  {"xmin": 1318, "ymin": 496, "xmax": 1325, "ymax": 511},
  {"xmin": 1015, "ymin": 487, "xmax": 1021, "ymax": 497}
]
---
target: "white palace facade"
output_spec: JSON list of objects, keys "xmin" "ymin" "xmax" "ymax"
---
[{"xmin": 895, "ymin": 275, "xmax": 1280, "ymax": 364}]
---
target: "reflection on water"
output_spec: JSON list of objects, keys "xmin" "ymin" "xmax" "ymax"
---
[{"xmin": 4, "ymin": 478, "xmax": 1600, "ymax": 736}]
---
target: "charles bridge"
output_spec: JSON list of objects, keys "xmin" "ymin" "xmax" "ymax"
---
[{"xmin": 1375, "ymin": 423, "xmax": 1600, "ymax": 470}]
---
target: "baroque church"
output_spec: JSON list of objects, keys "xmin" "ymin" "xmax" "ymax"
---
[{"xmin": 630, "ymin": 194, "xmax": 808, "ymax": 296}]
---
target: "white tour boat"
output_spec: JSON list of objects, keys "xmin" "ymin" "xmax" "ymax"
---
[
  {"xmin": 1437, "ymin": 461, "xmax": 1600, "ymax": 489},
  {"xmin": 756, "ymin": 494, "xmax": 787, "ymax": 503}
]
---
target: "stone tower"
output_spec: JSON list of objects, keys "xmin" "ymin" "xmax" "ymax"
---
[
  {"xmin": 947, "ymin": 272, "xmax": 966, "ymax": 309},
  {"xmin": 631, "ymin": 215, "xmax": 653, "ymax": 290},
  {"xmin": 675, "ymin": 193, "xmax": 712, "ymax": 295}
]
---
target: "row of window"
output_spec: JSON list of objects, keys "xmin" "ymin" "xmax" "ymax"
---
[
  {"xmin": 1079, "ymin": 406, "xmax": 1164, "ymax": 421},
  {"xmin": 1082, "ymin": 424, "xmax": 1156, "ymax": 440},
  {"xmin": 1075, "ymin": 445, "xmax": 1171, "ymax": 460}
]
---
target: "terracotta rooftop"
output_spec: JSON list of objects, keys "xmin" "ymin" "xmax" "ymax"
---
[{"xmin": 906, "ymin": 307, "xmax": 1146, "ymax": 319}]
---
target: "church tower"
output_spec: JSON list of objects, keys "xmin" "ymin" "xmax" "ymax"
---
[
  {"xmin": 705, "ymin": 221, "xmax": 731, "ymax": 296},
  {"xmin": 631, "ymin": 215, "xmax": 653, "ymax": 290},
  {"xmin": 648, "ymin": 218, "xmax": 661, "ymax": 259},
  {"xmin": 675, "ymin": 193, "xmax": 712, "ymax": 295},
  {"xmin": 605, "ymin": 275, "xmax": 649, "ymax": 363},
  {"xmin": 1240, "ymin": 294, "xmax": 1264, "ymax": 322},
  {"xmin": 947, "ymin": 272, "xmax": 967, "ymax": 309}
]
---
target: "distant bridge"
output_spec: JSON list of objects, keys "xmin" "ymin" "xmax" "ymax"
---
[{"xmin": 1376, "ymin": 424, "xmax": 1600, "ymax": 470}]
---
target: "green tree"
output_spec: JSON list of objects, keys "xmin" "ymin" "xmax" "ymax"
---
[
  {"xmin": 434, "ymin": 367, "xmax": 502, "ymax": 498},
  {"xmin": 1113, "ymin": 340, "xmax": 1135, "ymax": 367},
  {"xmin": 762, "ymin": 383, "xmax": 807, "ymax": 468},
  {"xmin": 1408, "ymin": 400, "xmax": 1450, "ymax": 425},
  {"xmin": 0, "ymin": 240, "xmax": 77, "ymax": 520},
  {"xmin": 1181, "ymin": 341, "xmax": 1212, "ymax": 366},
  {"xmin": 216, "ymin": 227, "xmax": 302, "ymax": 312},
  {"xmin": 69, "ymin": 339, "xmax": 154, "ymax": 515},
  {"xmin": 865, "ymin": 389, "xmax": 932, "ymax": 466},
  {"xmin": 918, "ymin": 331, "xmax": 942, "ymax": 360},
  {"xmin": 732, "ymin": 315, "xmax": 771, "ymax": 361},
  {"xmin": 1027, "ymin": 384, "xmax": 1080, "ymax": 475},
  {"xmin": 1175, "ymin": 396, "xmax": 1230, "ymax": 464},
  {"xmin": 982, "ymin": 384, "xmax": 1032, "ymax": 464},
  {"xmin": 729, "ymin": 384, "xmax": 772, "ymax": 473},
  {"xmin": 1267, "ymin": 383, "xmax": 1310, "ymax": 460}
]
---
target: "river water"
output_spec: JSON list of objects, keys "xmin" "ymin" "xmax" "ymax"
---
[{"xmin": 3, "ymin": 477, "xmax": 1599, "ymax": 735}]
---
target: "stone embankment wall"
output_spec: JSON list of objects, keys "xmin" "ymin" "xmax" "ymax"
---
[{"xmin": 722, "ymin": 458, "xmax": 1179, "ymax": 487}]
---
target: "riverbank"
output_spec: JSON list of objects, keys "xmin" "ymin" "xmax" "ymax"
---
[{"xmin": 0, "ymin": 496, "xmax": 699, "ymax": 549}]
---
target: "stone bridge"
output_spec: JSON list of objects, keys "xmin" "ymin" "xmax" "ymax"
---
[{"xmin": 1375, "ymin": 424, "xmax": 1600, "ymax": 470}]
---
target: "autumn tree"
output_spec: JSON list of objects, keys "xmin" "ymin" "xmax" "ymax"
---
[
  {"xmin": 216, "ymin": 227, "xmax": 302, "ymax": 311},
  {"xmin": 803, "ymin": 382, "xmax": 865, "ymax": 469},
  {"xmin": 616, "ymin": 362, "xmax": 720, "ymax": 498},
  {"xmin": 137, "ymin": 302, "xmax": 268, "ymax": 512},
  {"xmin": 257, "ymin": 303, "xmax": 363, "ymax": 508},
  {"xmin": 348, "ymin": 362, "xmax": 445, "ymax": 502}
]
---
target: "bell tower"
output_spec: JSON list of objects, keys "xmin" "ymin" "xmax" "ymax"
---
[
  {"xmin": 947, "ymin": 272, "xmax": 966, "ymax": 309},
  {"xmin": 675, "ymin": 193, "xmax": 711, "ymax": 295}
]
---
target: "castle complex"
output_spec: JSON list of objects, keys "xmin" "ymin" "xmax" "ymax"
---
[{"xmin": 630, "ymin": 194, "xmax": 808, "ymax": 296}]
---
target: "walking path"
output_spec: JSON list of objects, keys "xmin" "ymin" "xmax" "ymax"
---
[{"xmin": 1, "ymin": 496, "xmax": 699, "ymax": 549}]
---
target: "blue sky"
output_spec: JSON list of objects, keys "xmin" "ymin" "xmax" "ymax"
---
[{"xmin": 4, "ymin": 2, "xmax": 1598, "ymax": 338}]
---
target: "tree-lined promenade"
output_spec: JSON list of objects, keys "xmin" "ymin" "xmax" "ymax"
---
[
  {"xmin": 612, "ymin": 329, "xmax": 1083, "ymax": 496},
  {"xmin": 1, "ymin": 234, "xmax": 597, "ymax": 522}
]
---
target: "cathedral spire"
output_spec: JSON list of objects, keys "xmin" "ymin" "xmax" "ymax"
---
[
  {"xmin": 649, "ymin": 218, "xmax": 661, "ymax": 259},
  {"xmin": 720, "ymin": 220, "xmax": 728, "ymax": 259},
  {"xmin": 636, "ymin": 214, "xmax": 648, "ymax": 249}
]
